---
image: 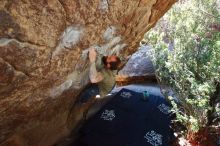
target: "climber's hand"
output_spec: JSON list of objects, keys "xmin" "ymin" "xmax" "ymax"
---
[{"xmin": 89, "ymin": 48, "xmax": 97, "ymax": 63}]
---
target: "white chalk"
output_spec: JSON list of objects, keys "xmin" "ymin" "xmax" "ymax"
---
[
  {"xmin": 99, "ymin": 0, "xmax": 109, "ymax": 12},
  {"xmin": 103, "ymin": 26, "xmax": 117, "ymax": 42},
  {"xmin": 53, "ymin": 25, "xmax": 84, "ymax": 56}
]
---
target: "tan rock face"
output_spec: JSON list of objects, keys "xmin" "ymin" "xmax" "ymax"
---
[{"xmin": 0, "ymin": 0, "xmax": 176, "ymax": 145}]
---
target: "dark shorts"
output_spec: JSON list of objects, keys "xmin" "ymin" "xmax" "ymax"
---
[{"xmin": 78, "ymin": 84, "xmax": 100, "ymax": 103}]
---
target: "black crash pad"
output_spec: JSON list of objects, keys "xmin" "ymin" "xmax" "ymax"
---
[{"xmin": 73, "ymin": 88, "xmax": 174, "ymax": 146}]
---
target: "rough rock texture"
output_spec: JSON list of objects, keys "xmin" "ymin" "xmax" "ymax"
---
[{"xmin": 0, "ymin": 0, "xmax": 176, "ymax": 146}]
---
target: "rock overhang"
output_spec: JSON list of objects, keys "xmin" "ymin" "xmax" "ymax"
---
[{"xmin": 0, "ymin": 0, "xmax": 176, "ymax": 145}]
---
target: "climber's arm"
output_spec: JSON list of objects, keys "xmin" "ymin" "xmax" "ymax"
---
[
  {"xmin": 89, "ymin": 62, "xmax": 104, "ymax": 83},
  {"xmin": 89, "ymin": 48, "xmax": 104, "ymax": 83}
]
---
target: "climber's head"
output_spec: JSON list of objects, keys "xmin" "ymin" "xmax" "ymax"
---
[{"xmin": 102, "ymin": 55, "xmax": 121, "ymax": 70}]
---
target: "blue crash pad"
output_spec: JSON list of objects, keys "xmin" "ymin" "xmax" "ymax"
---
[{"xmin": 73, "ymin": 88, "xmax": 174, "ymax": 146}]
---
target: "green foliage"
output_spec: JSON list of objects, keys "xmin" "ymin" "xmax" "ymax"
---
[{"xmin": 146, "ymin": 0, "xmax": 220, "ymax": 134}]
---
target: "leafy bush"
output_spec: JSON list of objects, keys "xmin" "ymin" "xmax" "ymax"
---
[{"xmin": 146, "ymin": 0, "xmax": 220, "ymax": 136}]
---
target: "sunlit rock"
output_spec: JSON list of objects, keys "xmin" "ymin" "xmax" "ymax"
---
[{"xmin": 0, "ymin": 0, "xmax": 176, "ymax": 145}]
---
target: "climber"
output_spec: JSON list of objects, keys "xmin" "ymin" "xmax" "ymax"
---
[
  {"xmin": 67, "ymin": 47, "xmax": 128, "ymax": 121},
  {"xmin": 79, "ymin": 47, "xmax": 122, "ymax": 103}
]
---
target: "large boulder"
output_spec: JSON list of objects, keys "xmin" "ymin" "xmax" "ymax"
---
[
  {"xmin": 116, "ymin": 45, "xmax": 156, "ymax": 86},
  {"xmin": 0, "ymin": 0, "xmax": 176, "ymax": 146},
  {"xmin": 118, "ymin": 45, "xmax": 155, "ymax": 77}
]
